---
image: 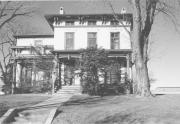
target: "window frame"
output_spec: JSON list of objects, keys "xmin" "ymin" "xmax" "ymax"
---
[
  {"xmin": 34, "ymin": 40, "xmax": 43, "ymax": 46},
  {"xmin": 34, "ymin": 40, "xmax": 44, "ymax": 54},
  {"xmin": 65, "ymin": 32, "xmax": 74, "ymax": 50},
  {"xmin": 110, "ymin": 32, "xmax": 120, "ymax": 49},
  {"xmin": 87, "ymin": 32, "xmax": 97, "ymax": 48}
]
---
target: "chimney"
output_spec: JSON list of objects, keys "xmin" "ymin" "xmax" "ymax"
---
[{"xmin": 59, "ymin": 7, "xmax": 64, "ymax": 15}]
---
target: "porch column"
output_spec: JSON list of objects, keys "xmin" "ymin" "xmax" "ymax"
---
[
  {"xmin": 22, "ymin": 65, "xmax": 27, "ymax": 84},
  {"xmin": 74, "ymin": 69, "xmax": 81, "ymax": 85},
  {"xmin": 61, "ymin": 63, "xmax": 65, "ymax": 85},
  {"xmin": 58, "ymin": 61, "xmax": 62, "ymax": 89},
  {"xmin": 31, "ymin": 60, "xmax": 36, "ymax": 86},
  {"xmin": 12, "ymin": 61, "xmax": 16, "ymax": 94},
  {"xmin": 16, "ymin": 61, "xmax": 22, "ymax": 88},
  {"xmin": 52, "ymin": 54, "xmax": 59, "ymax": 94},
  {"xmin": 126, "ymin": 54, "xmax": 130, "ymax": 80}
]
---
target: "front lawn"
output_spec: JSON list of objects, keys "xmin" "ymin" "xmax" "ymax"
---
[
  {"xmin": 53, "ymin": 94, "xmax": 180, "ymax": 124},
  {"xmin": 0, "ymin": 94, "xmax": 50, "ymax": 117}
]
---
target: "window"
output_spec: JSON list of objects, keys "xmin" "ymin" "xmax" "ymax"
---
[
  {"xmin": 65, "ymin": 21, "xmax": 74, "ymax": 26},
  {"xmin": 88, "ymin": 21, "xmax": 96, "ymax": 26},
  {"xmin": 34, "ymin": 40, "xmax": 44, "ymax": 54},
  {"xmin": 111, "ymin": 21, "xmax": 119, "ymax": 26},
  {"xmin": 111, "ymin": 32, "xmax": 120, "ymax": 49},
  {"xmin": 34, "ymin": 40, "xmax": 42, "ymax": 46},
  {"xmin": 65, "ymin": 32, "xmax": 74, "ymax": 50},
  {"xmin": 87, "ymin": 32, "xmax": 97, "ymax": 48}
]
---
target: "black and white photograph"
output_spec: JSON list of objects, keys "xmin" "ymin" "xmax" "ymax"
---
[{"xmin": 0, "ymin": 0, "xmax": 180, "ymax": 124}]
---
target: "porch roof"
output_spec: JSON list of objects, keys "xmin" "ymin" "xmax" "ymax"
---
[
  {"xmin": 52, "ymin": 49, "xmax": 132, "ymax": 58},
  {"xmin": 11, "ymin": 45, "xmax": 54, "ymax": 50},
  {"xmin": 14, "ymin": 35, "xmax": 54, "ymax": 39}
]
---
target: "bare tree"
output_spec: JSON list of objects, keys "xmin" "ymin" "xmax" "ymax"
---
[
  {"xmin": 0, "ymin": 28, "xmax": 15, "ymax": 86},
  {"xmin": 107, "ymin": 0, "xmax": 179, "ymax": 96},
  {"xmin": 0, "ymin": 1, "xmax": 34, "ymax": 90}
]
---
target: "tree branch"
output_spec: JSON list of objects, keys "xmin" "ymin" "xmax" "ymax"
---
[
  {"xmin": 105, "ymin": 0, "xmax": 131, "ymax": 36},
  {"xmin": 0, "ymin": 2, "xmax": 34, "ymax": 30}
]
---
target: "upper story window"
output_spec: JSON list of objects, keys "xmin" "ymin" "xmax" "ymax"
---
[
  {"xmin": 88, "ymin": 21, "xmax": 96, "ymax": 26},
  {"xmin": 111, "ymin": 32, "xmax": 120, "ymax": 49},
  {"xmin": 33, "ymin": 40, "xmax": 44, "ymax": 54},
  {"xmin": 111, "ymin": 21, "xmax": 119, "ymax": 26},
  {"xmin": 34, "ymin": 40, "xmax": 42, "ymax": 46},
  {"xmin": 87, "ymin": 32, "xmax": 97, "ymax": 48},
  {"xmin": 65, "ymin": 32, "xmax": 74, "ymax": 50},
  {"xmin": 65, "ymin": 21, "xmax": 74, "ymax": 26}
]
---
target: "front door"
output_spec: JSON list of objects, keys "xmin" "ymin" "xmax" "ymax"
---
[{"xmin": 64, "ymin": 65, "xmax": 74, "ymax": 85}]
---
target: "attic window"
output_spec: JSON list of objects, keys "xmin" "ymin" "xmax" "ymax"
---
[
  {"xmin": 111, "ymin": 21, "xmax": 119, "ymax": 26},
  {"xmin": 65, "ymin": 21, "xmax": 74, "ymax": 26},
  {"xmin": 88, "ymin": 21, "xmax": 96, "ymax": 26}
]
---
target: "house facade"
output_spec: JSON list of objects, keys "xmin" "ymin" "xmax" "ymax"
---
[{"xmin": 11, "ymin": 8, "xmax": 133, "ymax": 92}]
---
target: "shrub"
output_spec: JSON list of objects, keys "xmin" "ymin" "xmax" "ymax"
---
[
  {"xmin": 79, "ymin": 47, "xmax": 109, "ymax": 95},
  {"xmin": 81, "ymin": 78, "xmax": 99, "ymax": 95},
  {"xmin": 97, "ymin": 80, "xmax": 133, "ymax": 96},
  {"xmin": 79, "ymin": 47, "xmax": 133, "ymax": 96},
  {"xmin": 2, "ymin": 84, "xmax": 12, "ymax": 94},
  {"xmin": 15, "ymin": 80, "xmax": 51, "ymax": 94}
]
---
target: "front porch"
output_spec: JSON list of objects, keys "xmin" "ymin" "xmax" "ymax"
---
[
  {"xmin": 12, "ymin": 49, "xmax": 132, "ymax": 94},
  {"xmin": 51, "ymin": 49, "xmax": 132, "ymax": 93}
]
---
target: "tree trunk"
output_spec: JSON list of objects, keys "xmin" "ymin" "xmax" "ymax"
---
[
  {"xmin": 132, "ymin": 0, "xmax": 151, "ymax": 96},
  {"xmin": 135, "ymin": 57, "xmax": 151, "ymax": 96}
]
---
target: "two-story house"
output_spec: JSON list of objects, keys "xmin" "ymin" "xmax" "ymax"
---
[{"xmin": 12, "ymin": 7, "xmax": 133, "ymax": 91}]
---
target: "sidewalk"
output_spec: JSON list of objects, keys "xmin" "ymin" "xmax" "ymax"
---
[{"xmin": 9, "ymin": 94, "xmax": 74, "ymax": 124}]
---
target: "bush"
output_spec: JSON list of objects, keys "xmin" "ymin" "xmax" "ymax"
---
[
  {"xmin": 97, "ymin": 80, "xmax": 133, "ymax": 96},
  {"xmin": 2, "ymin": 84, "xmax": 12, "ymax": 94},
  {"xmin": 79, "ymin": 47, "xmax": 109, "ymax": 96},
  {"xmin": 81, "ymin": 79, "xmax": 98, "ymax": 95},
  {"xmin": 15, "ymin": 80, "xmax": 51, "ymax": 94}
]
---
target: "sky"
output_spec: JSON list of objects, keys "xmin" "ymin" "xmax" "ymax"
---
[{"xmin": 7, "ymin": 0, "xmax": 180, "ymax": 87}]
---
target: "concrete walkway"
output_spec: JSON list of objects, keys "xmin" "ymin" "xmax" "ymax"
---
[
  {"xmin": 4, "ymin": 85, "xmax": 81, "ymax": 124},
  {"xmin": 9, "ymin": 94, "xmax": 75, "ymax": 124}
]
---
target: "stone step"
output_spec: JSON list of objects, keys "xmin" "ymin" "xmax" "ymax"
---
[
  {"xmin": 56, "ymin": 90, "xmax": 80, "ymax": 93},
  {"xmin": 58, "ymin": 87, "xmax": 81, "ymax": 90},
  {"xmin": 56, "ymin": 93, "xmax": 80, "ymax": 95},
  {"xmin": 57, "ymin": 90, "xmax": 80, "ymax": 92},
  {"xmin": 61, "ymin": 86, "xmax": 81, "ymax": 89},
  {"xmin": 56, "ymin": 92, "xmax": 80, "ymax": 95},
  {"xmin": 61, "ymin": 88, "xmax": 81, "ymax": 91},
  {"xmin": 59, "ymin": 90, "xmax": 80, "ymax": 92}
]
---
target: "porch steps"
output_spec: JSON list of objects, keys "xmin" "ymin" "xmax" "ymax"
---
[{"xmin": 56, "ymin": 85, "xmax": 81, "ymax": 95}]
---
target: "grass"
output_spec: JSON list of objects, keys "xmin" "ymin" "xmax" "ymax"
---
[
  {"xmin": 52, "ymin": 94, "xmax": 180, "ymax": 124},
  {"xmin": 0, "ymin": 94, "xmax": 50, "ymax": 117}
]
